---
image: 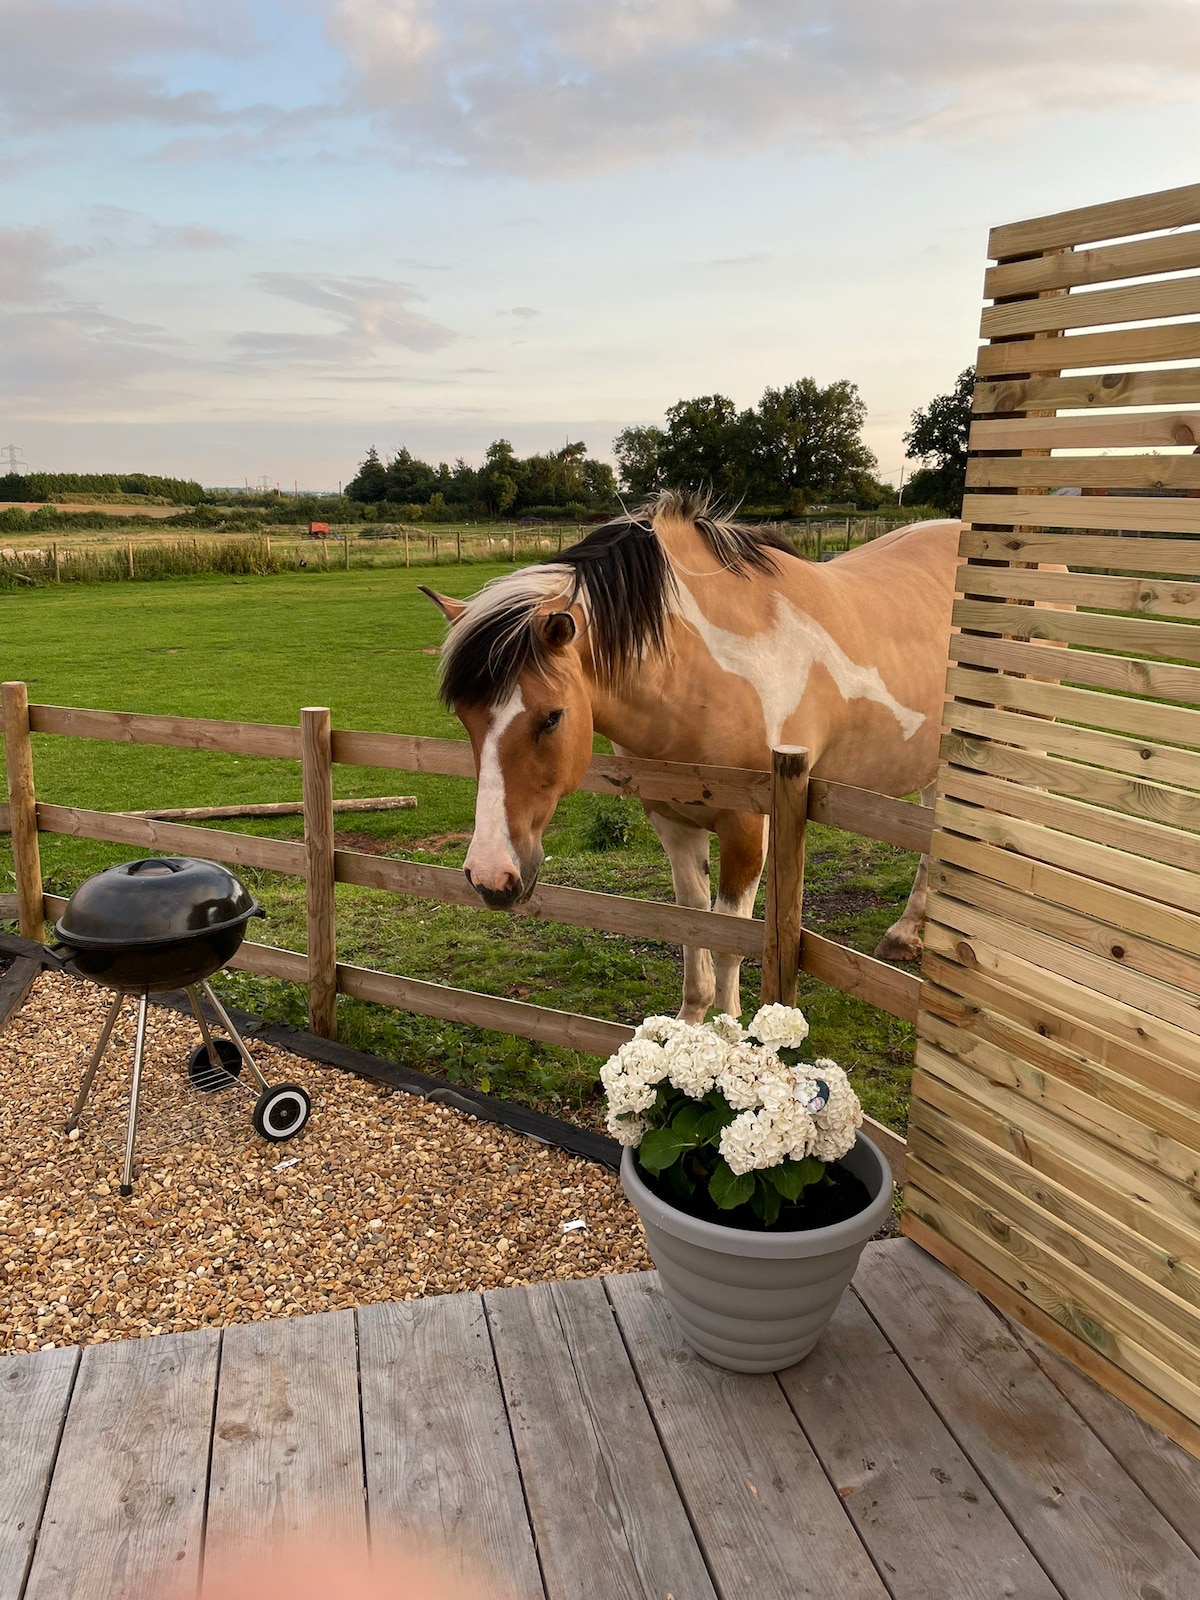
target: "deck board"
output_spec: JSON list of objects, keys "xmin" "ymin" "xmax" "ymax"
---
[
  {"xmin": 778, "ymin": 1273, "xmax": 1059, "ymax": 1600},
  {"xmin": 202, "ymin": 1310, "xmax": 365, "ymax": 1592},
  {"xmin": 22, "ymin": 1331, "xmax": 219, "ymax": 1600},
  {"xmin": 486, "ymin": 1276, "xmax": 717, "ymax": 1600},
  {"xmin": 358, "ymin": 1293, "xmax": 544, "ymax": 1599},
  {"xmin": 606, "ymin": 1272, "xmax": 889, "ymax": 1600},
  {"xmin": 856, "ymin": 1240, "xmax": 1200, "ymax": 1600},
  {"xmin": 4, "ymin": 1239, "xmax": 1198, "ymax": 1600},
  {"xmin": 0, "ymin": 1345, "xmax": 77, "ymax": 1600}
]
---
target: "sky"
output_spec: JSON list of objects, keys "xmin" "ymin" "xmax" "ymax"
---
[{"xmin": 2, "ymin": 0, "xmax": 1200, "ymax": 492}]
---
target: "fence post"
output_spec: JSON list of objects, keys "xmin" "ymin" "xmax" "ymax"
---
[
  {"xmin": 343, "ymin": 530, "xmax": 350, "ymax": 570},
  {"xmin": 760, "ymin": 745, "xmax": 809, "ymax": 1006},
  {"xmin": 404, "ymin": 530, "xmax": 410, "ymax": 567},
  {"xmin": 2, "ymin": 681, "xmax": 44, "ymax": 942},
  {"xmin": 456, "ymin": 530, "xmax": 462, "ymax": 562},
  {"xmin": 127, "ymin": 541, "xmax": 135, "ymax": 579},
  {"xmin": 301, "ymin": 706, "xmax": 338, "ymax": 1038}
]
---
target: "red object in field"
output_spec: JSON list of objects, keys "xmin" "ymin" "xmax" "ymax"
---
[{"xmin": 308, "ymin": 521, "xmax": 329, "ymax": 537}]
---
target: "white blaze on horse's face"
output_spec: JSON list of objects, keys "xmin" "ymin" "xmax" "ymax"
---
[{"xmin": 463, "ymin": 687, "xmax": 526, "ymax": 899}]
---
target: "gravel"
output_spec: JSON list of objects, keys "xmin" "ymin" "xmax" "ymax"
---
[{"xmin": 0, "ymin": 971, "xmax": 649, "ymax": 1353}]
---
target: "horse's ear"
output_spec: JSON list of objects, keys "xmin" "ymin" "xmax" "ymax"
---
[
  {"xmin": 418, "ymin": 585, "xmax": 467, "ymax": 623},
  {"xmin": 541, "ymin": 611, "xmax": 577, "ymax": 650}
]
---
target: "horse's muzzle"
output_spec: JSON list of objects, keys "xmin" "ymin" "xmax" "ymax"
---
[{"xmin": 464, "ymin": 866, "xmax": 539, "ymax": 910}]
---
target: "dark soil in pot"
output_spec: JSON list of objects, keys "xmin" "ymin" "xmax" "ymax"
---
[{"xmin": 636, "ymin": 1157, "xmax": 871, "ymax": 1233}]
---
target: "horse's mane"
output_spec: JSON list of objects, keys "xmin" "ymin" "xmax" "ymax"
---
[{"xmin": 437, "ymin": 488, "xmax": 796, "ymax": 708}]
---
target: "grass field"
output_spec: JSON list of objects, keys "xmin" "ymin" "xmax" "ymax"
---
[{"xmin": 0, "ymin": 564, "xmax": 921, "ymax": 1132}]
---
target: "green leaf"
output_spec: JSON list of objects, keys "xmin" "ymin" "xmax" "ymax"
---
[
  {"xmin": 765, "ymin": 1156, "xmax": 826, "ymax": 1201},
  {"xmin": 708, "ymin": 1159, "xmax": 755, "ymax": 1210},
  {"xmin": 751, "ymin": 1180, "xmax": 782, "ymax": 1226},
  {"xmin": 776, "ymin": 1045, "xmax": 806, "ymax": 1068},
  {"xmin": 693, "ymin": 1104, "xmax": 736, "ymax": 1144},
  {"xmin": 637, "ymin": 1125, "xmax": 699, "ymax": 1175},
  {"xmin": 670, "ymin": 1103, "xmax": 709, "ymax": 1142}
]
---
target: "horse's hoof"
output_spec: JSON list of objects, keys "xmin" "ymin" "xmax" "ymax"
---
[{"xmin": 874, "ymin": 930, "xmax": 923, "ymax": 963}]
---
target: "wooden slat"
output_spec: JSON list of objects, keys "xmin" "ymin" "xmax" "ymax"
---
[
  {"xmin": 965, "ymin": 454, "xmax": 1200, "ymax": 491},
  {"xmin": 963, "ymin": 491, "xmax": 1200, "ymax": 536},
  {"xmin": 301, "ymin": 706, "xmax": 338, "ymax": 1039},
  {"xmin": 34, "ymin": 803, "xmax": 306, "ymax": 874},
  {"xmin": 968, "ymin": 411, "xmax": 1200, "ymax": 450},
  {"xmin": 917, "ymin": 1005, "xmax": 1200, "ymax": 1183},
  {"xmin": 956, "ymin": 528, "xmax": 1200, "ymax": 579},
  {"xmin": 943, "ymin": 664, "xmax": 1200, "ymax": 756},
  {"xmin": 336, "ymin": 960, "xmax": 634, "ymax": 1056},
  {"xmin": 0, "ymin": 1346, "xmax": 78, "ymax": 1599},
  {"xmin": 225, "ymin": 938, "xmax": 309, "ymax": 983},
  {"xmin": 28, "ymin": 703, "xmax": 302, "ymax": 758},
  {"xmin": 943, "ymin": 694, "xmax": 1200, "ymax": 793},
  {"xmin": 974, "ymin": 366, "xmax": 1200, "ymax": 415},
  {"xmin": 910, "ymin": 1102, "xmax": 1200, "ymax": 1316},
  {"xmin": 956, "ymin": 562, "xmax": 1200, "ymax": 621},
  {"xmin": 903, "ymin": 1211, "xmax": 1200, "ymax": 1466},
  {"xmin": 800, "ymin": 929, "xmax": 922, "ymax": 1023},
  {"xmin": 952, "ymin": 593, "xmax": 1200, "ymax": 663},
  {"xmin": 948, "ymin": 627, "xmax": 1200, "ymax": 704},
  {"xmin": 807, "ymin": 779, "xmax": 933, "ymax": 853},
  {"xmin": 486, "ymin": 1276, "xmax": 717, "ymax": 1600},
  {"xmin": 988, "ymin": 182, "xmax": 1200, "ymax": 257},
  {"xmin": 926, "ymin": 892, "xmax": 1200, "ymax": 1041},
  {"xmin": 776, "ymin": 1263, "xmax": 1057, "ymax": 1600},
  {"xmin": 910, "ymin": 1131, "xmax": 1200, "ymax": 1355},
  {"xmin": 0, "ymin": 953, "xmax": 42, "ymax": 1029},
  {"xmin": 604, "ymin": 1273, "xmax": 889, "ymax": 1600},
  {"xmin": 976, "ymin": 322, "xmax": 1200, "ymax": 378},
  {"xmin": 204, "ymin": 1311, "xmax": 365, "ymax": 1585},
  {"xmin": 985, "ymin": 231, "xmax": 1200, "ymax": 299},
  {"xmin": 911, "ymin": 1063, "xmax": 1200, "ymax": 1268},
  {"xmin": 902, "ymin": 1174, "xmax": 1200, "ymax": 1428},
  {"xmin": 922, "ymin": 920, "xmax": 1200, "ymax": 1104},
  {"xmin": 981, "ymin": 276, "xmax": 1200, "ymax": 339},
  {"xmin": 855, "ymin": 1237, "xmax": 1200, "ymax": 1598},
  {"xmin": 940, "ymin": 731, "xmax": 1200, "ymax": 841},
  {"xmin": 1025, "ymin": 1339, "xmax": 1200, "ymax": 1558},
  {"xmin": 358, "ymin": 1294, "xmax": 543, "ymax": 1598},
  {"xmin": 0, "ymin": 800, "xmax": 9, "ymax": 832},
  {"xmin": 0, "ymin": 892, "xmax": 20, "ymax": 920},
  {"xmin": 938, "ymin": 763, "xmax": 1200, "ymax": 879},
  {"xmin": 335, "ymin": 850, "xmax": 766, "ymax": 958},
  {"xmin": 932, "ymin": 829, "xmax": 1200, "ymax": 967},
  {"xmin": 24, "ymin": 1330, "xmax": 220, "ymax": 1600},
  {"xmin": 761, "ymin": 745, "xmax": 809, "ymax": 1007}
]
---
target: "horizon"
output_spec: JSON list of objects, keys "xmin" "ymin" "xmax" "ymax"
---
[{"xmin": 3, "ymin": 2, "xmax": 1200, "ymax": 489}]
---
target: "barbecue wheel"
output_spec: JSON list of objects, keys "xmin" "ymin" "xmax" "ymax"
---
[
  {"xmin": 253, "ymin": 1082, "xmax": 311, "ymax": 1142},
  {"xmin": 187, "ymin": 1037, "xmax": 244, "ymax": 1092}
]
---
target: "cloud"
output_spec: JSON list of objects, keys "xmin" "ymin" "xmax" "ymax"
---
[
  {"xmin": 88, "ymin": 206, "xmax": 237, "ymax": 251},
  {"xmin": 0, "ymin": 227, "xmax": 75, "ymax": 302},
  {"xmin": 324, "ymin": 0, "xmax": 1200, "ymax": 176},
  {"xmin": 234, "ymin": 272, "xmax": 456, "ymax": 369},
  {"xmin": 501, "ymin": 306, "xmax": 538, "ymax": 320},
  {"xmin": 0, "ymin": 301, "xmax": 183, "ymax": 412}
]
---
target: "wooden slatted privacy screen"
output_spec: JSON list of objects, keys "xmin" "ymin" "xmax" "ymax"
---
[{"xmin": 906, "ymin": 181, "xmax": 1200, "ymax": 1460}]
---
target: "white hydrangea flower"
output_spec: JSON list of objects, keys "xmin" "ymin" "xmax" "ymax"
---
[
  {"xmin": 748, "ymin": 1003, "xmax": 810, "ymax": 1049},
  {"xmin": 600, "ymin": 1037, "xmax": 669, "ymax": 1117},
  {"xmin": 719, "ymin": 1100, "xmax": 819, "ymax": 1175},
  {"xmin": 606, "ymin": 1108, "xmax": 647, "ymax": 1146},
  {"xmin": 716, "ymin": 1042, "xmax": 777, "ymax": 1109},
  {"xmin": 663, "ymin": 1024, "xmax": 730, "ymax": 1097},
  {"xmin": 709, "ymin": 1013, "xmax": 745, "ymax": 1045},
  {"xmin": 807, "ymin": 1058, "xmax": 862, "ymax": 1162},
  {"xmin": 634, "ymin": 1015, "xmax": 690, "ymax": 1047}
]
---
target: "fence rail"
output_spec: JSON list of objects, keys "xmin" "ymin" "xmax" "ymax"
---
[{"xmin": 2, "ymin": 690, "xmax": 925, "ymax": 1179}]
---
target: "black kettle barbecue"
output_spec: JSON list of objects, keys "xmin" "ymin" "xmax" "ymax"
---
[{"xmin": 54, "ymin": 857, "xmax": 311, "ymax": 1194}]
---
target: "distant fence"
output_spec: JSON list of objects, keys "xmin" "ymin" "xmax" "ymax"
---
[{"xmin": 0, "ymin": 687, "xmax": 923, "ymax": 1178}]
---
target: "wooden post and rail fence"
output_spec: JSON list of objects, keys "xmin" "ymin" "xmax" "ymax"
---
[{"xmin": 0, "ymin": 685, "xmax": 921, "ymax": 1177}]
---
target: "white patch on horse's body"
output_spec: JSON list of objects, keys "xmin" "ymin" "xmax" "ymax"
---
[
  {"xmin": 671, "ymin": 580, "xmax": 925, "ymax": 746},
  {"xmin": 464, "ymin": 687, "xmax": 525, "ymax": 889}
]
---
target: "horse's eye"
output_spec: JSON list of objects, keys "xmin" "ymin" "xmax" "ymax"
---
[{"xmin": 537, "ymin": 709, "xmax": 564, "ymax": 738}]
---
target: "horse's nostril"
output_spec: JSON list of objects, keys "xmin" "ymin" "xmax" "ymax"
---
[{"xmin": 463, "ymin": 867, "xmax": 474, "ymax": 886}]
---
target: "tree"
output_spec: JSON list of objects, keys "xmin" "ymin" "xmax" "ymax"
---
[
  {"xmin": 903, "ymin": 367, "xmax": 974, "ymax": 514},
  {"xmin": 345, "ymin": 446, "xmax": 388, "ymax": 503},
  {"xmin": 613, "ymin": 425, "xmax": 668, "ymax": 496},
  {"xmin": 748, "ymin": 379, "xmax": 876, "ymax": 504},
  {"xmin": 385, "ymin": 446, "xmax": 437, "ymax": 503}
]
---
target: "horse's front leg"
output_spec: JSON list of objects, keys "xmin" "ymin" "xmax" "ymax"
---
[
  {"xmin": 712, "ymin": 811, "xmax": 768, "ymax": 1020},
  {"xmin": 647, "ymin": 807, "xmax": 715, "ymax": 1022}
]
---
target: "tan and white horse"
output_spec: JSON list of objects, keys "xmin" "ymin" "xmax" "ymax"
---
[{"xmin": 422, "ymin": 490, "xmax": 962, "ymax": 1022}]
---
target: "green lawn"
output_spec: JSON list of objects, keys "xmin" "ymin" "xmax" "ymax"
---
[{"xmin": 1, "ymin": 565, "xmax": 919, "ymax": 1131}]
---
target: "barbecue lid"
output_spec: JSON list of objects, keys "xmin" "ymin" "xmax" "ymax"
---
[{"xmin": 55, "ymin": 857, "xmax": 263, "ymax": 949}]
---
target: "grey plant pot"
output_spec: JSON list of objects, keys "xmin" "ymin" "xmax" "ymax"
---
[{"xmin": 620, "ymin": 1131, "xmax": 893, "ymax": 1373}]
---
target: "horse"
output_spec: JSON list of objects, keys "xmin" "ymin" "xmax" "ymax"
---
[{"xmin": 421, "ymin": 490, "xmax": 963, "ymax": 1023}]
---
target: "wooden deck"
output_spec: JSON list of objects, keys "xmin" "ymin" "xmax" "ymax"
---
[{"xmin": 3, "ymin": 1238, "xmax": 1199, "ymax": 1600}]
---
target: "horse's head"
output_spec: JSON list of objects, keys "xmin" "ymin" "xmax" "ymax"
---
[{"xmin": 421, "ymin": 583, "xmax": 594, "ymax": 908}]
